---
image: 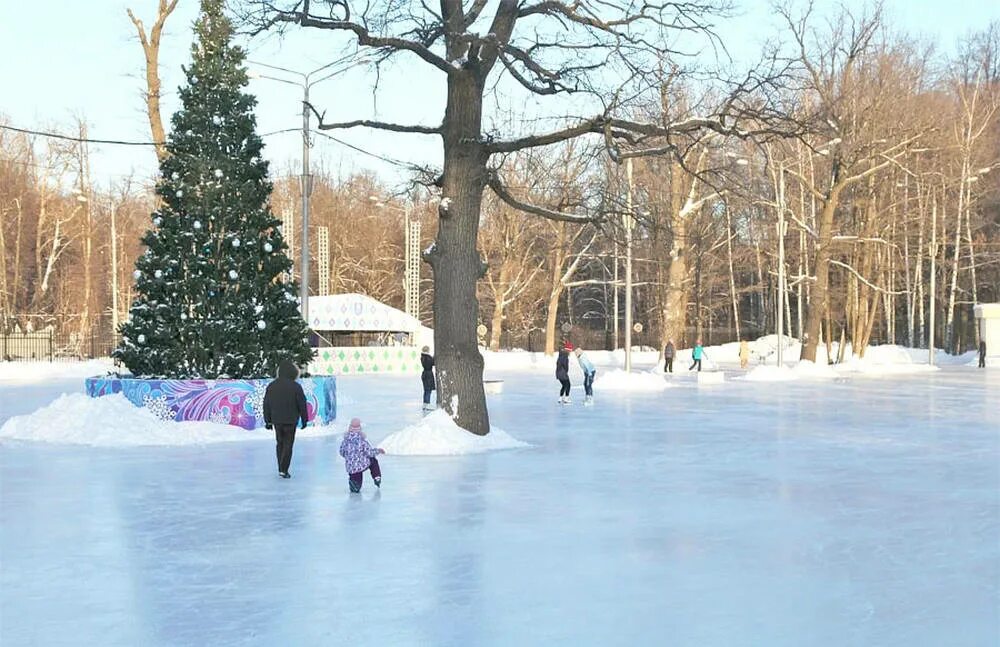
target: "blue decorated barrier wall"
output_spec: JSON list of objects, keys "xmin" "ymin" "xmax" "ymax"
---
[{"xmin": 85, "ymin": 376, "xmax": 337, "ymax": 430}]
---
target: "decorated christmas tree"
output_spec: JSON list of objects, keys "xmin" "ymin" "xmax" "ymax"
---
[{"xmin": 115, "ymin": 0, "xmax": 312, "ymax": 379}]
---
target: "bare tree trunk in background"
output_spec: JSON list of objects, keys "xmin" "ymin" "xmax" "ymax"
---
[
  {"xmin": 128, "ymin": 0, "xmax": 179, "ymax": 162},
  {"xmin": 915, "ymin": 180, "xmax": 926, "ymax": 348},
  {"xmin": 966, "ymin": 190, "xmax": 980, "ymax": 345},
  {"xmin": 32, "ymin": 152, "xmax": 73, "ymax": 309},
  {"xmin": 660, "ymin": 154, "xmax": 715, "ymax": 348},
  {"xmin": 77, "ymin": 123, "xmax": 95, "ymax": 343},
  {"xmin": 944, "ymin": 158, "xmax": 966, "ymax": 352},
  {"xmin": 726, "ymin": 203, "xmax": 740, "ymax": 341},
  {"xmin": 544, "ymin": 223, "xmax": 569, "ymax": 355},
  {"xmin": 0, "ymin": 201, "xmax": 9, "ymax": 327},
  {"xmin": 489, "ymin": 292, "xmax": 505, "ymax": 352}
]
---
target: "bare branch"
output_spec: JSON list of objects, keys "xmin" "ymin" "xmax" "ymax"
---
[
  {"xmin": 306, "ymin": 102, "xmax": 441, "ymax": 135},
  {"xmin": 487, "ymin": 171, "xmax": 598, "ymax": 224},
  {"xmin": 262, "ymin": 2, "xmax": 454, "ymax": 74}
]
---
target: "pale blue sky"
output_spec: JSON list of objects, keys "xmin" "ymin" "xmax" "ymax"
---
[{"xmin": 1, "ymin": 0, "xmax": 995, "ymax": 189}]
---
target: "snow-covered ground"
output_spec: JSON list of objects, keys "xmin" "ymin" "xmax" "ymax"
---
[{"xmin": 1, "ymin": 354, "xmax": 997, "ymax": 645}]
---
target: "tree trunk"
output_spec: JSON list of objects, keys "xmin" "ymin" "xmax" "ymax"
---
[
  {"xmin": 78, "ymin": 125, "xmax": 94, "ymax": 342},
  {"xmin": 663, "ymin": 219, "xmax": 688, "ymax": 345},
  {"xmin": 128, "ymin": 0, "xmax": 178, "ymax": 162},
  {"xmin": 428, "ymin": 73, "xmax": 490, "ymax": 435},
  {"xmin": 801, "ymin": 187, "xmax": 842, "ymax": 362},
  {"xmin": 544, "ymin": 223, "xmax": 568, "ymax": 355},
  {"xmin": 944, "ymin": 160, "xmax": 966, "ymax": 352},
  {"xmin": 0, "ymin": 201, "xmax": 9, "ymax": 327},
  {"xmin": 488, "ymin": 269, "xmax": 506, "ymax": 352},
  {"xmin": 726, "ymin": 204, "xmax": 740, "ymax": 341}
]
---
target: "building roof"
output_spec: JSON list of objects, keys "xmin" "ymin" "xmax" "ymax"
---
[{"xmin": 307, "ymin": 293, "xmax": 421, "ymax": 332}]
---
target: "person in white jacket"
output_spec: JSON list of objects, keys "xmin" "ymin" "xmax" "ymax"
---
[{"xmin": 574, "ymin": 347, "xmax": 597, "ymax": 405}]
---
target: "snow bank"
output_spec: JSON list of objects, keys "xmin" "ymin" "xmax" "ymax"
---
[
  {"xmin": 481, "ymin": 338, "xmax": 978, "ymax": 374},
  {"xmin": 0, "ymin": 393, "xmax": 339, "ymax": 446},
  {"xmin": 378, "ymin": 409, "xmax": 529, "ymax": 456},
  {"xmin": 743, "ymin": 360, "xmax": 838, "ymax": 382},
  {"xmin": 0, "ymin": 359, "xmax": 116, "ymax": 382},
  {"xmin": 826, "ymin": 345, "xmax": 939, "ymax": 375},
  {"xmin": 593, "ymin": 369, "xmax": 670, "ymax": 392},
  {"xmin": 482, "ymin": 349, "xmax": 659, "ymax": 372}
]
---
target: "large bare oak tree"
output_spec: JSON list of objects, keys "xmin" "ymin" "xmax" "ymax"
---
[{"xmin": 244, "ymin": 0, "xmax": 771, "ymax": 434}]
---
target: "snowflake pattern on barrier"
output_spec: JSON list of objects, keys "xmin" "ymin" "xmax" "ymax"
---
[
  {"xmin": 208, "ymin": 409, "xmax": 232, "ymax": 425},
  {"xmin": 246, "ymin": 383, "xmax": 267, "ymax": 420},
  {"xmin": 143, "ymin": 394, "xmax": 175, "ymax": 421}
]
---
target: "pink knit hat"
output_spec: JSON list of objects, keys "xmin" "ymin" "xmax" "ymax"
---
[{"xmin": 348, "ymin": 418, "xmax": 362, "ymax": 432}]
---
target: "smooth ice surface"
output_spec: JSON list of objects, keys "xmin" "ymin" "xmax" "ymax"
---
[{"xmin": 1, "ymin": 362, "xmax": 998, "ymax": 646}]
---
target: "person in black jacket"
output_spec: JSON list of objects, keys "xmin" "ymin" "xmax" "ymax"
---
[
  {"xmin": 263, "ymin": 359, "xmax": 309, "ymax": 478},
  {"xmin": 556, "ymin": 341, "xmax": 573, "ymax": 404},
  {"xmin": 980, "ymin": 340, "xmax": 987, "ymax": 368},
  {"xmin": 420, "ymin": 345, "xmax": 436, "ymax": 411}
]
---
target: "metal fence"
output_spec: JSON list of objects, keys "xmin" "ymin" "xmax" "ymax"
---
[{"xmin": 1, "ymin": 331, "xmax": 118, "ymax": 362}]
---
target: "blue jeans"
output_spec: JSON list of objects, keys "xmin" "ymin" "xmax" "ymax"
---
[
  {"xmin": 583, "ymin": 372, "xmax": 595, "ymax": 396},
  {"xmin": 423, "ymin": 387, "xmax": 433, "ymax": 404}
]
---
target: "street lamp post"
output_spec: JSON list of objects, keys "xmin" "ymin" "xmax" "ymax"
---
[
  {"xmin": 624, "ymin": 158, "xmax": 634, "ymax": 372},
  {"xmin": 110, "ymin": 197, "xmax": 119, "ymax": 334},
  {"xmin": 249, "ymin": 56, "xmax": 359, "ymax": 325},
  {"xmin": 371, "ymin": 197, "xmax": 419, "ymax": 323},
  {"xmin": 776, "ymin": 162, "xmax": 786, "ymax": 367},
  {"xmin": 929, "ymin": 194, "xmax": 937, "ymax": 366}
]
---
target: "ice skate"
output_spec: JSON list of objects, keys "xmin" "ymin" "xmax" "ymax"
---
[{"xmin": 584, "ymin": 396, "xmax": 594, "ymax": 406}]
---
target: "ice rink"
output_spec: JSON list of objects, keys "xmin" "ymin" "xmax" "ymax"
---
[{"xmin": 1, "ymin": 363, "xmax": 998, "ymax": 645}]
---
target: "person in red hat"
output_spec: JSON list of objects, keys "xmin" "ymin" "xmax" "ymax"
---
[{"xmin": 556, "ymin": 341, "xmax": 573, "ymax": 404}]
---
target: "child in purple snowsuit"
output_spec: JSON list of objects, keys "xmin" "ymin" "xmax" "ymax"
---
[{"xmin": 339, "ymin": 418, "xmax": 385, "ymax": 493}]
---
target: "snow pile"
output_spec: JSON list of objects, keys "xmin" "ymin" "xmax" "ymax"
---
[
  {"xmin": 378, "ymin": 409, "xmax": 529, "ymax": 455},
  {"xmin": 0, "ymin": 359, "xmax": 116, "ymax": 382},
  {"xmin": 794, "ymin": 360, "xmax": 839, "ymax": 378},
  {"xmin": 837, "ymin": 346, "xmax": 939, "ymax": 375},
  {"xmin": 593, "ymin": 369, "xmax": 670, "ymax": 391},
  {"xmin": 0, "ymin": 393, "xmax": 339, "ymax": 446}
]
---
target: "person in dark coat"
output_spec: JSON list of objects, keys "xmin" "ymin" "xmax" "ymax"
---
[
  {"xmin": 980, "ymin": 340, "xmax": 987, "ymax": 368},
  {"xmin": 420, "ymin": 345, "xmax": 436, "ymax": 410},
  {"xmin": 263, "ymin": 359, "xmax": 309, "ymax": 478},
  {"xmin": 663, "ymin": 339, "xmax": 675, "ymax": 373},
  {"xmin": 556, "ymin": 341, "xmax": 573, "ymax": 404}
]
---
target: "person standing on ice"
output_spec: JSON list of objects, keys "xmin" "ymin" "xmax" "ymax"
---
[
  {"xmin": 979, "ymin": 340, "xmax": 987, "ymax": 368},
  {"xmin": 263, "ymin": 359, "xmax": 309, "ymax": 479},
  {"xmin": 739, "ymin": 340, "xmax": 750, "ymax": 369},
  {"xmin": 339, "ymin": 418, "xmax": 385, "ymax": 493},
  {"xmin": 689, "ymin": 340, "xmax": 704, "ymax": 372},
  {"xmin": 556, "ymin": 341, "xmax": 573, "ymax": 404},
  {"xmin": 663, "ymin": 339, "xmax": 675, "ymax": 373},
  {"xmin": 574, "ymin": 347, "xmax": 596, "ymax": 405},
  {"xmin": 420, "ymin": 345, "xmax": 436, "ymax": 410}
]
